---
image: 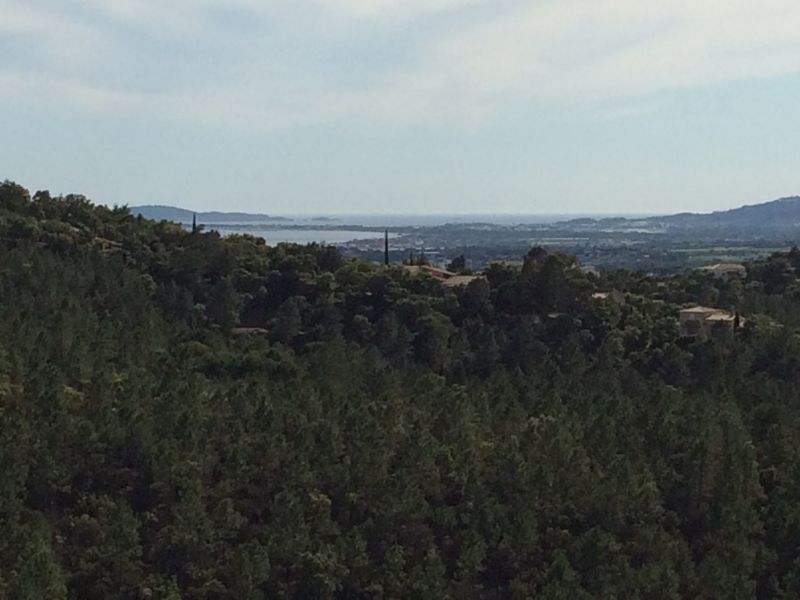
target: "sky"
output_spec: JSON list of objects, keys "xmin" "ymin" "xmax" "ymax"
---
[{"xmin": 1, "ymin": 0, "xmax": 800, "ymax": 215}]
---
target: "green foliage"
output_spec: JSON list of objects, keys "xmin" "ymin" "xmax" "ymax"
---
[{"xmin": 2, "ymin": 180, "xmax": 800, "ymax": 597}]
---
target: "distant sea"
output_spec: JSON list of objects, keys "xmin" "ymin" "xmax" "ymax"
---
[
  {"xmin": 209, "ymin": 227, "xmax": 392, "ymax": 245},
  {"xmin": 277, "ymin": 213, "xmax": 657, "ymax": 227},
  {"xmin": 199, "ymin": 213, "xmax": 657, "ymax": 245}
]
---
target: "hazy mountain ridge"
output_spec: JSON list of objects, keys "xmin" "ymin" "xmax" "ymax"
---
[
  {"xmin": 133, "ymin": 196, "xmax": 800, "ymax": 231},
  {"xmin": 129, "ymin": 204, "xmax": 290, "ymax": 222},
  {"xmin": 560, "ymin": 195, "xmax": 800, "ymax": 231},
  {"xmin": 654, "ymin": 196, "xmax": 800, "ymax": 228}
]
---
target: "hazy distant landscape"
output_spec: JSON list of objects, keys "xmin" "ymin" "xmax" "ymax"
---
[{"xmin": 132, "ymin": 196, "xmax": 800, "ymax": 273}]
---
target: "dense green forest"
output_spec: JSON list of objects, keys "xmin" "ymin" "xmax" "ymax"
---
[{"xmin": 3, "ymin": 180, "xmax": 800, "ymax": 599}]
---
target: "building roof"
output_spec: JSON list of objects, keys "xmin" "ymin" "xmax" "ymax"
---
[
  {"xmin": 679, "ymin": 305, "xmax": 743, "ymax": 326},
  {"xmin": 440, "ymin": 275, "xmax": 483, "ymax": 288},
  {"xmin": 492, "ymin": 260, "xmax": 524, "ymax": 268},
  {"xmin": 680, "ymin": 305, "xmax": 726, "ymax": 315},
  {"xmin": 705, "ymin": 314, "xmax": 736, "ymax": 322},
  {"xmin": 402, "ymin": 264, "xmax": 456, "ymax": 279},
  {"xmin": 402, "ymin": 264, "xmax": 484, "ymax": 287},
  {"xmin": 700, "ymin": 263, "xmax": 746, "ymax": 272},
  {"xmin": 232, "ymin": 327, "xmax": 269, "ymax": 335},
  {"xmin": 422, "ymin": 265, "xmax": 456, "ymax": 279}
]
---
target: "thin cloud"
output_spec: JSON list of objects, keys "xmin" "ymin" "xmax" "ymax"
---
[
  {"xmin": 2, "ymin": 0, "xmax": 800, "ymax": 130},
  {"xmin": 402, "ymin": 0, "xmax": 800, "ymax": 107},
  {"xmin": 0, "ymin": 0, "xmax": 104, "ymax": 65},
  {"xmin": 315, "ymin": 0, "xmax": 481, "ymax": 19}
]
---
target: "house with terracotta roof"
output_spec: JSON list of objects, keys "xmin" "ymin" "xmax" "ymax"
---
[
  {"xmin": 698, "ymin": 263, "xmax": 746, "ymax": 281},
  {"xmin": 440, "ymin": 274, "xmax": 483, "ymax": 288},
  {"xmin": 679, "ymin": 305, "xmax": 743, "ymax": 337},
  {"xmin": 402, "ymin": 265, "xmax": 483, "ymax": 288}
]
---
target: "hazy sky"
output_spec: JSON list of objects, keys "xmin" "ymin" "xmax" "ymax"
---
[{"xmin": 2, "ymin": 0, "xmax": 799, "ymax": 214}]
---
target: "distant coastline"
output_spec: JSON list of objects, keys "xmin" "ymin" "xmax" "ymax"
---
[{"xmin": 130, "ymin": 205, "xmax": 291, "ymax": 223}]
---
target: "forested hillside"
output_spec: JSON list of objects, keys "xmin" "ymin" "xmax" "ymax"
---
[{"xmin": 4, "ymin": 180, "xmax": 800, "ymax": 599}]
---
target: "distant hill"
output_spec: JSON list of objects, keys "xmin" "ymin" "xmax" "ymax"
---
[
  {"xmin": 560, "ymin": 196, "xmax": 800, "ymax": 233},
  {"xmin": 653, "ymin": 196, "xmax": 800, "ymax": 229},
  {"xmin": 130, "ymin": 205, "xmax": 290, "ymax": 223}
]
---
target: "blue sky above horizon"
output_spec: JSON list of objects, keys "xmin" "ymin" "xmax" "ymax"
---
[{"xmin": 2, "ymin": 0, "xmax": 799, "ymax": 214}]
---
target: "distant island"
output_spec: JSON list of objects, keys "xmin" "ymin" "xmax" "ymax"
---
[{"xmin": 129, "ymin": 205, "xmax": 291, "ymax": 223}]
